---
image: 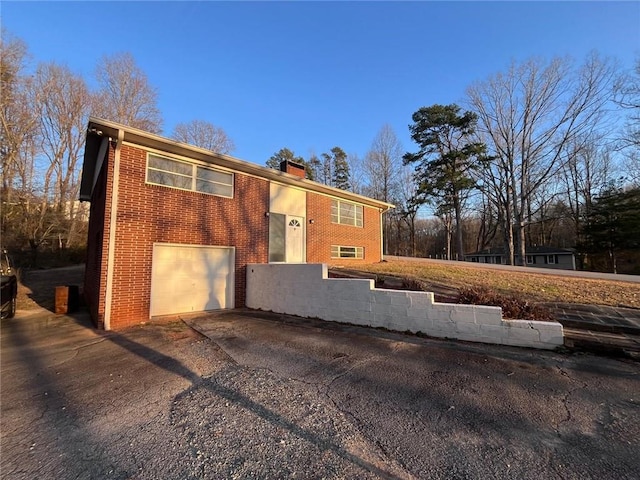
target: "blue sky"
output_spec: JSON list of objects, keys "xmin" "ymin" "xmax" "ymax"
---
[{"xmin": 4, "ymin": 1, "xmax": 639, "ymax": 167}]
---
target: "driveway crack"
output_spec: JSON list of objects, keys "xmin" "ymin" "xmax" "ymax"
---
[
  {"xmin": 181, "ymin": 319, "xmax": 238, "ymax": 366},
  {"xmin": 49, "ymin": 338, "xmax": 109, "ymax": 367},
  {"xmin": 555, "ymin": 363, "xmax": 589, "ymax": 432}
]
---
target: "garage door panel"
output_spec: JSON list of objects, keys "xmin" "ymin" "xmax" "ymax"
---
[{"xmin": 150, "ymin": 244, "xmax": 234, "ymax": 317}]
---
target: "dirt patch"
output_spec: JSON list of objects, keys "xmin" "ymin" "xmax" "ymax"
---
[{"xmin": 17, "ymin": 265, "xmax": 85, "ymax": 311}]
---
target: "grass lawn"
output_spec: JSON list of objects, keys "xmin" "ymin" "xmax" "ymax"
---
[{"xmin": 343, "ymin": 260, "xmax": 639, "ymax": 309}]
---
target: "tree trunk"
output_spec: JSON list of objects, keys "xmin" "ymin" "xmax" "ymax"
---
[
  {"xmin": 503, "ymin": 204, "xmax": 514, "ymax": 265},
  {"xmin": 453, "ymin": 194, "xmax": 464, "ymax": 260},
  {"xmin": 505, "ymin": 229, "xmax": 514, "ymax": 265},
  {"xmin": 609, "ymin": 247, "xmax": 617, "ymax": 274},
  {"xmin": 517, "ymin": 220, "xmax": 527, "ymax": 267},
  {"xmin": 395, "ymin": 217, "xmax": 402, "ymax": 256},
  {"xmin": 410, "ymin": 216, "xmax": 416, "ymax": 257},
  {"xmin": 445, "ymin": 216, "xmax": 452, "ymax": 260}
]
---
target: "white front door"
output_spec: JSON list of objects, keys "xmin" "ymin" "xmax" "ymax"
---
[{"xmin": 286, "ymin": 215, "xmax": 304, "ymax": 263}]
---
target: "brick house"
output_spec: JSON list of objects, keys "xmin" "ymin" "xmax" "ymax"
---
[
  {"xmin": 464, "ymin": 246, "xmax": 576, "ymax": 270},
  {"xmin": 79, "ymin": 118, "xmax": 393, "ymax": 330}
]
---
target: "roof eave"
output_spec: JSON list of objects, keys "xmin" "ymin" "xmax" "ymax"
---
[{"xmin": 81, "ymin": 117, "xmax": 395, "ymax": 211}]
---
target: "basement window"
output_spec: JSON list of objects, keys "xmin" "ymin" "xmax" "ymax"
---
[
  {"xmin": 331, "ymin": 199, "xmax": 363, "ymax": 227},
  {"xmin": 146, "ymin": 153, "xmax": 233, "ymax": 198},
  {"xmin": 331, "ymin": 245, "xmax": 364, "ymax": 259}
]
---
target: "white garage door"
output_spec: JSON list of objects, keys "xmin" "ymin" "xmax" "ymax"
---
[{"xmin": 150, "ymin": 244, "xmax": 234, "ymax": 317}]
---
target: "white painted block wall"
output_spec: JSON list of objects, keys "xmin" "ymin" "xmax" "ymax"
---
[{"xmin": 246, "ymin": 263, "xmax": 564, "ymax": 350}]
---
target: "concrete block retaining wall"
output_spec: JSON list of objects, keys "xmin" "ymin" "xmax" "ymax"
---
[{"xmin": 246, "ymin": 263, "xmax": 564, "ymax": 350}]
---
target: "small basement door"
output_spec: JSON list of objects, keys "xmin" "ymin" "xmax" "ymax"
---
[{"xmin": 150, "ymin": 244, "xmax": 234, "ymax": 317}]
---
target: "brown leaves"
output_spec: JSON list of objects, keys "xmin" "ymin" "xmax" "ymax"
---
[{"xmin": 354, "ymin": 260, "xmax": 639, "ymax": 309}]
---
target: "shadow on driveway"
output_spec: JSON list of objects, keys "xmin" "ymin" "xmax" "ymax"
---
[{"xmin": 1, "ymin": 309, "xmax": 403, "ymax": 479}]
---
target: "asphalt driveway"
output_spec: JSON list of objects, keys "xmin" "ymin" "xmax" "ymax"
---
[{"xmin": 1, "ymin": 308, "xmax": 639, "ymax": 479}]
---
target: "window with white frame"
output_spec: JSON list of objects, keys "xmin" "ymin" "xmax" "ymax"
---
[
  {"xmin": 268, "ymin": 213, "xmax": 286, "ymax": 263},
  {"xmin": 331, "ymin": 245, "xmax": 364, "ymax": 259},
  {"xmin": 331, "ymin": 199, "xmax": 363, "ymax": 227},
  {"xmin": 546, "ymin": 255, "xmax": 557, "ymax": 264},
  {"xmin": 146, "ymin": 153, "xmax": 233, "ymax": 198},
  {"xmin": 526, "ymin": 255, "xmax": 535, "ymax": 264}
]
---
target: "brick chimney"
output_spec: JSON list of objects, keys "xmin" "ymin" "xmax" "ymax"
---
[{"xmin": 280, "ymin": 160, "xmax": 306, "ymax": 179}]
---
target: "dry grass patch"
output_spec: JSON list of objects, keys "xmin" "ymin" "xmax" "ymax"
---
[
  {"xmin": 348, "ymin": 260, "xmax": 639, "ymax": 309},
  {"xmin": 16, "ymin": 265, "xmax": 85, "ymax": 311}
]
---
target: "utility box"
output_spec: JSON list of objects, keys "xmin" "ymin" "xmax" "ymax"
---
[{"xmin": 55, "ymin": 285, "xmax": 79, "ymax": 314}]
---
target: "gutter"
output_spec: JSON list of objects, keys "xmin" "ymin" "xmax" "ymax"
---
[
  {"xmin": 103, "ymin": 128, "xmax": 124, "ymax": 330},
  {"xmin": 84, "ymin": 117, "xmax": 394, "ymax": 212}
]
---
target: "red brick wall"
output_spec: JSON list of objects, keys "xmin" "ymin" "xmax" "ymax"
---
[
  {"xmin": 306, "ymin": 192, "xmax": 382, "ymax": 265},
  {"xmin": 99, "ymin": 144, "xmax": 269, "ymax": 329},
  {"xmin": 84, "ymin": 142, "xmax": 384, "ymax": 329},
  {"xmin": 84, "ymin": 146, "xmax": 115, "ymax": 329}
]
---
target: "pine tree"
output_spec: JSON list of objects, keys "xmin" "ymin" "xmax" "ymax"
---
[
  {"xmin": 266, "ymin": 147, "xmax": 315, "ymax": 179},
  {"xmin": 330, "ymin": 147, "xmax": 351, "ymax": 190},
  {"xmin": 404, "ymin": 104, "xmax": 488, "ymax": 260},
  {"xmin": 581, "ymin": 187, "xmax": 640, "ymax": 273}
]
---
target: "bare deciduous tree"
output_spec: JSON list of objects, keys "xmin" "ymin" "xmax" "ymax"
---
[
  {"xmin": 614, "ymin": 58, "xmax": 640, "ymax": 185},
  {"xmin": 549, "ymin": 136, "xmax": 619, "ymax": 270},
  {"xmin": 363, "ymin": 125, "xmax": 403, "ymax": 254},
  {"xmin": 467, "ymin": 53, "xmax": 618, "ymax": 265},
  {"xmin": 1, "ymin": 30, "xmax": 39, "ymax": 239},
  {"xmin": 346, "ymin": 153, "xmax": 365, "ymax": 194},
  {"xmin": 561, "ymin": 138, "xmax": 614, "ymax": 237},
  {"xmin": 364, "ymin": 125, "xmax": 402, "ymax": 202},
  {"xmin": 171, "ymin": 119, "xmax": 235, "ymax": 154},
  {"xmin": 615, "ymin": 58, "xmax": 640, "ymax": 147},
  {"xmin": 32, "ymin": 62, "xmax": 91, "ymax": 249},
  {"xmin": 398, "ymin": 166, "xmax": 420, "ymax": 257},
  {"xmin": 468, "ymin": 192, "xmax": 499, "ymax": 253},
  {"xmin": 94, "ymin": 52, "xmax": 162, "ymax": 133},
  {"xmin": 1, "ymin": 31, "xmax": 45, "ymax": 260}
]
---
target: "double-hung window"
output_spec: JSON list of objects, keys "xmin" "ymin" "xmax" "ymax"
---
[
  {"xmin": 331, "ymin": 199, "xmax": 363, "ymax": 227},
  {"xmin": 146, "ymin": 154, "xmax": 233, "ymax": 198}
]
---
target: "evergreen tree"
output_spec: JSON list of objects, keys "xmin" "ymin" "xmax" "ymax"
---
[
  {"xmin": 404, "ymin": 104, "xmax": 488, "ymax": 260},
  {"xmin": 266, "ymin": 148, "xmax": 302, "ymax": 169},
  {"xmin": 308, "ymin": 154, "xmax": 321, "ymax": 182},
  {"xmin": 320, "ymin": 152, "xmax": 332, "ymax": 185},
  {"xmin": 266, "ymin": 148, "xmax": 315, "ymax": 180},
  {"xmin": 581, "ymin": 187, "xmax": 640, "ymax": 273},
  {"xmin": 330, "ymin": 147, "xmax": 351, "ymax": 190}
]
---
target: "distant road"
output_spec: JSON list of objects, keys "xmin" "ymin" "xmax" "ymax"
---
[{"xmin": 383, "ymin": 255, "xmax": 640, "ymax": 284}]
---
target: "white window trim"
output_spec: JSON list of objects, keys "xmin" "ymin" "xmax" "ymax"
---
[
  {"xmin": 331, "ymin": 245, "xmax": 364, "ymax": 259},
  {"xmin": 145, "ymin": 152, "xmax": 234, "ymax": 198},
  {"xmin": 331, "ymin": 199, "xmax": 363, "ymax": 227}
]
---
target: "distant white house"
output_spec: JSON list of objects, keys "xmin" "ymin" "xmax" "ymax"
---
[
  {"xmin": 63, "ymin": 200, "xmax": 90, "ymax": 222},
  {"xmin": 464, "ymin": 246, "xmax": 576, "ymax": 270}
]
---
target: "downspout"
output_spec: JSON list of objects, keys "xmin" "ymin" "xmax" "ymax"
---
[
  {"xmin": 380, "ymin": 207, "xmax": 390, "ymax": 261},
  {"xmin": 380, "ymin": 208, "xmax": 384, "ymax": 261},
  {"xmin": 103, "ymin": 129, "xmax": 124, "ymax": 330}
]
